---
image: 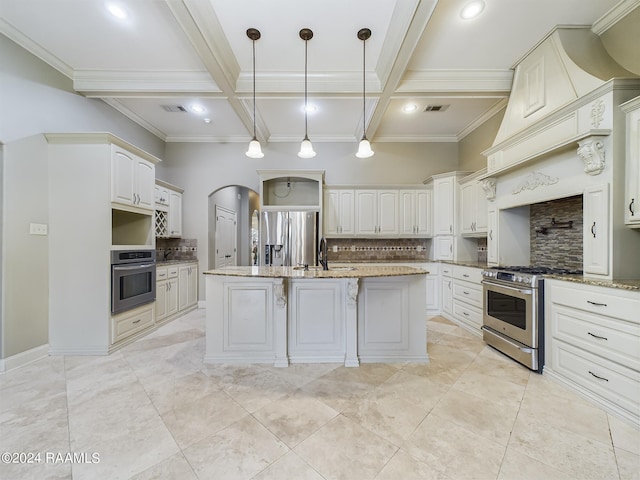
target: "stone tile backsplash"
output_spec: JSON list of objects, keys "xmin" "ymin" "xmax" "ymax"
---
[
  {"xmin": 156, "ymin": 238, "xmax": 198, "ymax": 262},
  {"xmin": 530, "ymin": 195, "xmax": 583, "ymax": 271},
  {"xmin": 327, "ymin": 238, "xmax": 429, "ymax": 263}
]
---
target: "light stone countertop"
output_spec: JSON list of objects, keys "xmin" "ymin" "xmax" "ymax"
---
[
  {"xmin": 544, "ymin": 274, "xmax": 640, "ymax": 291},
  {"xmin": 203, "ymin": 265, "xmax": 427, "ymax": 279},
  {"xmin": 157, "ymin": 259, "xmax": 198, "ymax": 265}
]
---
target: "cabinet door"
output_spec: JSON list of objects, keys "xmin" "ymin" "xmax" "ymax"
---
[
  {"xmin": 187, "ymin": 266, "xmax": 198, "ymax": 307},
  {"xmin": 338, "ymin": 190, "xmax": 355, "ymax": 235},
  {"xmin": 178, "ymin": 266, "xmax": 189, "ymax": 311},
  {"xmin": 441, "ymin": 276, "xmax": 453, "ymax": 315},
  {"xmin": 167, "ymin": 277, "xmax": 179, "ymax": 316},
  {"xmin": 355, "ymin": 190, "xmax": 377, "ymax": 235},
  {"xmin": 584, "ymin": 184, "xmax": 610, "ymax": 276},
  {"xmin": 460, "ymin": 182, "xmax": 475, "ymax": 235},
  {"xmin": 323, "ymin": 190, "xmax": 340, "ymax": 235},
  {"xmin": 415, "ymin": 190, "xmax": 432, "ymax": 236},
  {"xmin": 156, "ymin": 280, "xmax": 167, "ymax": 321},
  {"xmin": 487, "ymin": 207, "xmax": 498, "ymax": 264},
  {"xmin": 434, "ymin": 235, "xmax": 454, "ymax": 261},
  {"xmin": 111, "ymin": 146, "xmax": 135, "ymax": 206},
  {"xmin": 400, "ymin": 190, "xmax": 416, "ymax": 235},
  {"xmin": 474, "ymin": 183, "xmax": 489, "ymax": 233},
  {"xmin": 377, "ymin": 190, "xmax": 399, "ymax": 235},
  {"xmin": 434, "ymin": 177, "xmax": 454, "ymax": 235},
  {"xmin": 168, "ymin": 191, "xmax": 182, "ymax": 237},
  {"xmin": 135, "ymin": 159, "xmax": 155, "ymax": 210},
  {"xmin": 625, "ymin": 107, "xmax": 640, "ymax": 225}
]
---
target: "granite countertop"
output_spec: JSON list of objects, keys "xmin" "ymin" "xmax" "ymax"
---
[
  {"xmin": 439, "ymin": 260, "xmax": 489, "ymax": 269},
  {"xmin": 544, "ymin": 274, "xmax": 640, "ymax": 291},
  {"xmin": 203, "ymin": 265, "xmax": 427, "ymax": 279},
  {"xmin": 157, "ymin": 259, "xmax": 198, "ymax": 265}
]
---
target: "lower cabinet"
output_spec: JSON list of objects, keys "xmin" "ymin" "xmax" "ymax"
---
[
  {"xmin": 156, "ymin": 262, "xmax": 198, "ymax": 324},
  {"xmin": 424, "ymin": 262, "xmax": 440, "ymax": 316},
  {"xmin": 111, "ymin": 303, "xmax": 155, "ymax": 345},
  {"xmin": 441, "ymin": 265, "xmax": 453, "ymax": 316},
  {"xmin": 441, "ymin": 265, "xmax": 483, "ymax": 335},
  {"xmin": 545, "ymin": 279, "xmax": 640, "ymax": 425}
]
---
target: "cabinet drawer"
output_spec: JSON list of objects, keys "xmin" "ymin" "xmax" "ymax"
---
[
  {"xmin": 453, "ymin": 299, "xmax": 482, "ymax": 330},
  {"xmin": 552, "ymin": 340, "xmax": 640, "ymax": 418},
  {"xmin": 441, "ymin": 265, "xmax": 453, "ymax": 277},
  {"xmin": 453, "ymin": 265, "xmax": 483, "ymax": 283},
  {"xmin": 156, "ymin": 267, "xmax": 168, "ymax": 281},
  {"xmin": 551, "ymin": 305, "xmax": 640, "ymax": 371},
  {"xmin": 453, "ymin": 280, "xmax": 482, "ymax": 308},
  {"xmin": 549, "ymin": 283, "xmax": 640, "ymax": 323},
  {"xmin": 168, "ymin": 266, "xmax": 179, "ymax": 278},
  {"xmin": 111, "ymin": 306, "xmax": 154, "ymax": 344}
]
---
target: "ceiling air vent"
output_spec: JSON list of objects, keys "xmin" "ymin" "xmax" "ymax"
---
[
  {"xmin": 161, "ymin": 105, "xmax": 187, "ymax": 113},
  {"xmin": 424, "ymin": 105, "xmax": 450, "ymax": 112}
]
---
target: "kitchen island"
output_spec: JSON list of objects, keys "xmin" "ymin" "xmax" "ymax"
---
[{"xmin": 203, "ymin": 265, "xmax": 428, "ymax": 367}]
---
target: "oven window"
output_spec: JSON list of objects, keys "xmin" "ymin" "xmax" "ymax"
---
[
  {"xmin": 119, "ymin": 272, "xmax": 153, "ymax": 300},
  {"xmin": 487, "ymin": 290, "xmax": 527, "ymax": 330}
]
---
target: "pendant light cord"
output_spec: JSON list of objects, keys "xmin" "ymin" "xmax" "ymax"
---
[
  {"xmin": 252, "ymin": 37, "xmax": 257, "ymax": 139},
  {"xmin": 304, "ymin": 37, "xmax": 309, "ymax": 139},
  {"xmin": 362, "ymin": 36, "xmax": 366, "ymax": 139}
]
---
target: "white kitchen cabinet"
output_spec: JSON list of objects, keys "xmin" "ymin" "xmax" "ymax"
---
[
  {"xmin": 178, "ymin": 263, "xmax": 198, "ymax": 311},
  {"xmin": 155, "ymin": 265, "xmax": 179, "ymax": 323},
  {"xmin": 400, "ymin": 190, "xmax": 432, "ymax": 237},
  {"xmin": 583, "ymin": 183, "xmax": 610, "ymax": 276},
  {"xmin": 450, "ymin": 265, "xmax": 483, "ymax": 335},
  {"xmin": 323, "ymin": 188, "xmax": 355, "ymax": 236},
  {"xmin": 434, "ymin": 236, "xmax": 454, "ymax": 261},
  {"xmin": 433, "ymin": 176, "xmax": 456, "ymax": 235},
  {"xmin": 168, "ymin": 190, "xmax": 183, "ymax": 237},
  {"xmin": 111, "ymin": 303, "xmax": 155, "ymax": 345},
  {"xmin": 441, "ymin": 265, "xmax": 453, "ymax": 316},
  {"xmin": 487, "ymin": 207, "xmax": 498, "ymax": 265},
  {"xmin": 460, "ymin": 175, "xmax": 488, "ymax": 237},
  {"xmin": 355, "ymin": 189, "xmax": 399, "ymax": 236},
  {"xmin": 155, "ymin": 185, "xmax": 170, "ymax": 211},
  {"xmin": 545, "ymin": 279, "xmax": 640, "ymax": 425},
  {"xmin": 155, "ymin": 180, "xmax": 184, "ymax": 238},
  {"xmin": 423, "ymin": 262, "xmax": 440, "ymax": 316},
  {"xmin": 111, "ymin": 145, "xmax": 155, "ymax": 212},
  {"xmin": 622, "ymin": 97, "xmax": 640, "ymax": 227}
]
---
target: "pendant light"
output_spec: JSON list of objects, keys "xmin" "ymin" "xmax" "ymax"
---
[
  {"xmin": 356, "ymin": 28, "xmax": 374, "ymax": 158},
  {"xmin": 245, "ymin": 28, "xmax": 264, "ymax": 158},
  {"xmin": 298, "ymin": 28, "xmax": 316, "ymax": 158}
]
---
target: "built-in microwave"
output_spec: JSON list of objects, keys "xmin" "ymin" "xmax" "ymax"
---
[{"xmin": 111, "ymin": 250, "xmax": 156, "ymax": 314}]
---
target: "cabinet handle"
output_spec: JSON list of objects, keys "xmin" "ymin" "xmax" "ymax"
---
[
  {"xmin": 463, "ymin": 312, "xmax": 469, "ymax": 316},
  {"xmin": 449, "ymin": 224, "xmax": 453, "ymax": 233},
  {"xmin": 630, "ymin": 198, "xmax": 635, "ymax": 216},
  {"xmin": 588, "ymin": 371, "xmax": 608, "ymax": 382},
  {"xmin": 587, "ymin": 300, "xmax": 607, "ymax": 307},
  {"xmin": 489, "ymin": 229, "xmax": 493, "ymax": 240},
  {"xmin": 463, "ymin": 291, "xmax": 470, "ymax": 295},
  {"xmin": 132, "ymin": 319, "xmax": 141, "ymax": 324},
  {"xmin": 463, "ymin": 274, "xmax": 469, "ymax": 278},
  {"xmin": 587, "ymin": 332, "xmax": 608, "ymax": 341},
  {"xmin": 591, "ymin": 222, "xmax": 596, "ymax": 238},
  {"xmin": 449, "ymin": 244, "xmax": 453, "ymax": 253}
]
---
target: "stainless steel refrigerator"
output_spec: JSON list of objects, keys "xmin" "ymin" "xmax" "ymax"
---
[{"xmin": 260, "ymin": 211, "xmax": 319, "ymax": 267}]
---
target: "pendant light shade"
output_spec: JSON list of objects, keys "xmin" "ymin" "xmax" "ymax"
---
[
  {"xmin": 245, "ymin": 28, "xmax": 264, "ymax": 158},
  {"xmin": 298, "ymin": 28, "xmax": 316, "ymax": 158},
  {"xmin": 355, "ymin": 28, "xmax": 374, "ymax": 158}
]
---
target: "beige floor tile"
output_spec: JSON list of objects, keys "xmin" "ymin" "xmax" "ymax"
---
[
  {"xmin": 509, "ymin": 411, "xmax": 618, "ymax": 480},
  {"xmin": 403, "ymin": 413, "xmax": 505, "ymax": 480},
  {"xmin": 130, "ymin": 452, "xmax": 197, "ymax": 480},
  {"xmin": 0, "ymin": 460, "xmax": 71, "ymax": 480},
  {"xmin": 430, "ymin": 388, "xmax": 520, "ymax": 446},
  {"xmin": 253, "ymin": 390, "xmax": 339, "ymax": 448},
  {"xmin": 465, "ymin": 348, "xmax": 531, "ymax": 386},
  {"xmin": 376, "ymin": 449, "xmax": 452, "ymax": 480},
  {"xmin": 452, "ymin": 368, "xmax": 526, "ymax": 404},
  {"xmin": 219, "ymin": 367, "xmax": 301, "ymax": 413},
  {"xmin": 426, "ymin": 320, "xmax": 459, "ymax": 335},
  {"xmin": 609, "ymin": 414, "xmax": 640, "ymax": 455},
  {"xmin": 294, "ymin": 414, "xmax": 398, "ymax": 480},
  {"xmin": 143, "ymin": 371, "xmax": 223, "ymax": 414},
  {"xmin": 435, "ymin": 332, "xmax": 486, "ymax": 354},
  {"xmin": 616, "ymin": 448, "xmax": 640, "ymax": 480},
  {"xmin": 298, "ymin": 375, "xmax": 381, "ymax": 413},
  {"xmin": 159, "ymin": 389, "xmax": 248, "ymax": 449},
  {"xmin": 183, "ymin": 415, "xmax": 289, "ymax": 479},
  {"xmin": 251, "ymin": 451, "xmax": 325, "ymax": 480},
  {"xmin": 497, "ymin": 448, "xmax": 571, "ymax": 480},
  {"xmin": 266, "ymin": 362, "xmax": 341, "ymax": 389},
  {"xmin": 403, "ymin": 343, "xmax": 477, "ymax": 385}
]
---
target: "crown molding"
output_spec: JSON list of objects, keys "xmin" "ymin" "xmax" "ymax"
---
[
  {"xmin": 73, "ymin": 70, "xmax": 220, "ymax": 94},
  {"xmin": 101, "ymin": 98, "xmax": 167, "ymax": 141},
  {"xmin": 592, "ymin": 0, "xmax": 640, "ymax": 35},
  {"xmin": 397, "ymin": 70, "xmax": 513, "ymax": 93},
  {"xmin": 375, "ymin": 134, "xmax": 458, "ymax": 143},
  {"xmin": 457, "ymin": 98, "xmax": 508, "ymax": 141},
  {"xmin": 165, "ymin": 135, "xmax": 249, "ymax": 143}
]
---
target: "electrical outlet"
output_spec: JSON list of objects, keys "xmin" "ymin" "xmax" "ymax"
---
[{"xmin": 29, "ymin": 223, "xmax": 48, "ymax": 235}]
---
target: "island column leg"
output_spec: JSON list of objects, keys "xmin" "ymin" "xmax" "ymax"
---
[
  {"xmin": 344, "ymin": 278, "xmax": 360, "ymax": 367},
  {"xmin": 273, "ymin": 278, "xmax": 289, "ymax": 367}
]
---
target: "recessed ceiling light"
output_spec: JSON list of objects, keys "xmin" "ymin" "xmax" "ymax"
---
[
  {"xmin": 107, "ymin": 3, "xmax": 128, "ymax": 19},
  {"xmin": 203, "ymin": 118, "xmax": 211, "ymax": 124},
  {"xmin": 460, "ymin": 0, "xmax": 485, "ymax": 20},
  {"xmin": 303, "ymin": 104, "xmax": 317, "ymax": 114},
  {"xmin": 402, "ymin": 104, "xmax": 419, "ymax": 113},
  {"xmin": 190, "ymin": 104, "xmax": 205, "ymax": 114}
]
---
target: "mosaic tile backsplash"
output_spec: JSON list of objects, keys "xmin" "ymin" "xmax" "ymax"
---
[
  {"xmin": 326, "ymin": 238, "xmax": 429, "ymax": 263},
  {"xmin": 530, "ymin": 195, "xmax": 583, "ymax": 271},
  {"xmin": 156, "ymin": 238, "xmax": 198, "ymax": 262}
]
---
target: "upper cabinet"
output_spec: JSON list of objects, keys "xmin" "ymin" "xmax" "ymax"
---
[
  {"xmin": 155, "ymin": 180, "xmax": 183, "ymax": 238},
  {"xmin": 324, "ymin": 188, "xmax": 355, "ymax": 236},
  {"xmin": 433, "ymin": 175, "xmax": 456, "ymax": 236},
  {"xmin": 355, "ymin": 189, "xmax": 399, "ymax": 236},
  {"xmin": 400, "ymin": 190, "xmax": 432, "ymax": 237},
  {"xmin": 622, "ymin": 96, "xmax": 640, "ymax": 228},
  {"xmin": 111, "ymin": 145, "xmax": 155, "ymax": 212},
  {"xmin": 258, "ymin": 170, "xmax": 324, "ymax": 211},
  {"xmin": 459, "ymin": 171, "xmax": 488, "ymax": 237}
]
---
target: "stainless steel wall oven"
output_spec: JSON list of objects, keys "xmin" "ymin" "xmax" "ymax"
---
[{"xmin": 111, "ymin": 250, "xmax": 156, "ymax": 314}]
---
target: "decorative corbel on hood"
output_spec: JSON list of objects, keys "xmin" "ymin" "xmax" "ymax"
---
[{"xmin": 577, "ymin": 135, "xmax": 607, "ymax": 176}]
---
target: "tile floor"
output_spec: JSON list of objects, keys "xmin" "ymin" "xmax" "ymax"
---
[{"xmin": 1, "ymin": 310, "xmax": 638, "ymax": 480}]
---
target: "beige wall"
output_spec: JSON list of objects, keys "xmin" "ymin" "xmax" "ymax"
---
[
  {"xmin": 601, "ymin": 6, "xmax": 640, "ymax": 77},
  {"xmin": 458, "ymin": 109, "xmax": 505, "ymax": 172}
]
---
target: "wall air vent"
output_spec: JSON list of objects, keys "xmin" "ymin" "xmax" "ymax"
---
[
  {"xmin": 161, "ymin": 105, "xmax": 187, "ymax": 113},
  {"xmin": 424, "ymin": 105, "xmax": 450, "ymax": 112}
]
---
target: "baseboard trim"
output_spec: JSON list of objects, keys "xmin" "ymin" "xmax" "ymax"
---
[{"xmin": 0, "ymin": 344, "xmax": 49, "ymax": 374}]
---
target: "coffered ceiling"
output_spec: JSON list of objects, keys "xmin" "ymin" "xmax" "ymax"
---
[{"xmin": 0, "ymin": 0, "xmax": 628, "ymax": 145}]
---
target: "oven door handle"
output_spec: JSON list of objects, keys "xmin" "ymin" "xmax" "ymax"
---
[
  {"xmin": 481, "ymin": 326, "xmax": 534, "ymax": 353},
  {"xmin": 482, "ymin": 281, "xmax": 533, "ymax": 296},
  {"xmin": 113, "ymin": 264, "xmax": 155, "ymax": 271}
]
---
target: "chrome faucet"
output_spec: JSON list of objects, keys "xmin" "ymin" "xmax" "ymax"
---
[{"xmin": 318, "ymin": 236, "xmax": 329, "ymax": 270}]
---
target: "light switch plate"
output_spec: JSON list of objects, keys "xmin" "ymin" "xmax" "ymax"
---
[{"xmin": 29, "ymin": 223, "xmax": 48, "ymax": 235}]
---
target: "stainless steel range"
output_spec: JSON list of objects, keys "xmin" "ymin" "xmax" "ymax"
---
[{"xmin": 481, "ymin": 266, "xmax": 582, "ymax": 373}]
